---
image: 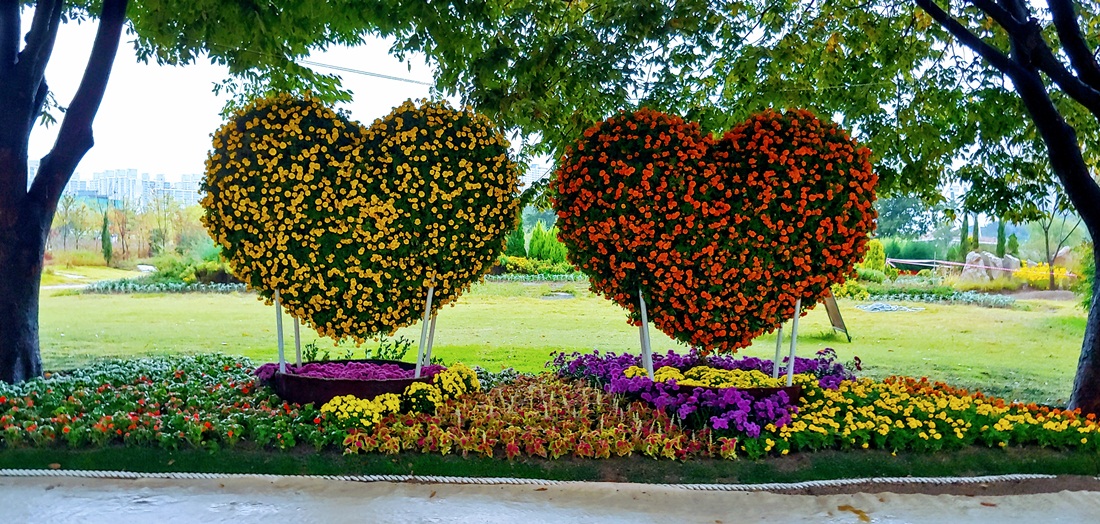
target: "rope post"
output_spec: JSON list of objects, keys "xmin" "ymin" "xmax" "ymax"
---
[
  {"xmin": 274, "ymin": 290, "xmax": 286, "ymax": 374},
  {"xmin": 425, "ymin": 313, "xmax": 438, "ymax": 365},
  {"xmin": 638, "ymin": 286, "xmax": 654, "ymax": 379},
  {"xmin": 415, "ymin": 285, "xmax": 435, "ymax": 378},
  {"xmin": 785, "ymin": 298, "xmax": 802, "ymax": 387},
  {"xmin": 772, "ymin": 323, "xmax": 784, "ymax": 379},
  {"xmin": 293, "ymin": 317, "xmax": 302, "ymax": 366}
]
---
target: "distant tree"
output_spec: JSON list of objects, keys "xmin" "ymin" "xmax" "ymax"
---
[
  {"xmin": 109, "ymin": 199, "xmax": 135, "ymax": 257},
  {"xmin": 996, "ymin": 220, "xmax": 1007, "ymax": 257},
  {"xmin": 972, "ymin": 214, "xmax": 980, "ymax": 250},
  {"xmin": 874, "ymin": 195, "xmax": 936, "ymax": 238},
  {"xmin": 100, "ymin": 211, "xmax": 112, "ymax": 265},
  {"xmin": 52, "ymin": 194, "xmax": 78, "ymax": 249},
  {"xmin": 70, "ymin": 203, "xmax": 94, "ymax": 250},
  {"xmin": 960, "ymin": 214, "xmax": 970, "ymax": 257},
  {"xmin": 1033, "ymin": 190, "xmax": 1083, "ymax": 289}
]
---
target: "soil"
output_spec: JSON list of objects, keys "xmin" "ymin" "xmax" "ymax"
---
[{"xmin": 1004, "ymin": 290, "xmax": 1077, "ymax": 301}]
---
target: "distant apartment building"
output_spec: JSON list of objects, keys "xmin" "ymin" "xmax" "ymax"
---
[
  {"xmin": 521, "ymin": 164, "xmax": 552, "ymax": 189},
  {"xmin": 62, "ymin": 169, "xmax": 202, "ymax": 209}
]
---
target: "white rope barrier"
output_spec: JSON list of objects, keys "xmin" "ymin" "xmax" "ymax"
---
[{"xmin": 0, "ymin": 469, "xmax": 1081, "ymax": 492}]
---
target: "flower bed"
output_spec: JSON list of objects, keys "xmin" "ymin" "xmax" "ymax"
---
[
  {"xmin": 865, "ymin": 291, "xmax": 1015, "ymax": 308},
  {"xmin": 1, "ymin": 354, "xmax": 1097, "ymax": 461},
  {"xmin": 84, "ymin": 278, "xmax": 247, "ymax": 294}
]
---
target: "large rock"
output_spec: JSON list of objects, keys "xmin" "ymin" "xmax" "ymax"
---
[
  {"xmin": 979, "ymin": 251, "xmax": 1008, "ymax": 279},
  {"xmin": 960, "ymin": 251, "xmax": 991, "ymax": 282},
  {"xmin": 1002, "ymin": 254, "xmax": 1021, "ymax": 272}
]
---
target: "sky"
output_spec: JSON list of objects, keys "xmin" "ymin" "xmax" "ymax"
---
[{"xmin": 27, "ymin": 19, "xmax": 438, "ymax": 182}]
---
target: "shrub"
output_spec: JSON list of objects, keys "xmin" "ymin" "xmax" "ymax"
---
[
  {"xmin": 861, "ymin": 239, "xmax": 885, "ymax": 271},
  {"xmin": 498, "ymin": 255, "xmax": 576, "ymax": 275},
  {"xmin": 504, "ymin": 225, "xmax": 527, "ymax": 257},
  {"xmin": 1007, "ymin": 233, "xmax": 1020, "ymax": 256},
  {"xmin": 951, "ymin": 278, "xmax": 1024, "ymax": 293},
  {"xmin": 1076, "ymin": 243, "xmax": 1094, "ymax": 309},
  {"xmin": 1015, "ymin": 262, "xmax": 1072, "ymax": 290},
  {"xmin": 49, "ymin": 249, "xmax": 105, "ymax": 267},
  {"xmin": 881, "ymin": 237, "xmax": 936, "ymax": 271},
  {"xmin": 855, "ymin": 266, "xmax": 885, "ymax": 283},
  {"xmin": 831, "ymin": 280, "xmax": 869, "ymax": 300},
  {"xmin": 528, "ymin": 223, "xmax": 569, "ymax": 263}
]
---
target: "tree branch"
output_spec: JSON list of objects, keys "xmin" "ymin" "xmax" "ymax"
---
[
  {"xmin": 914, "ymin": 0, "xmax": 1026, "ymax": 78},
  {"xmin": 1047, "ymin": 0, "xmax": 1100, "ymax": 90},
  {"xmin": 967, "ymin": 0, "xmax": 1024, "ymax": 32},
  {"xmin": 18, "ymin": 0, "xmax": 64, "ymax": 88},
  {"xmin": 29, "ymin": 0, "xmax": 128, "ymax": 209},
  {"xmin": 0, "ymin": 0, "xmax": 18, "ymax": 77}
]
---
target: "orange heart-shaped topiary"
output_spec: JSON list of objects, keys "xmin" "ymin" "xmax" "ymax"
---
[{"xmin": 552, "ymin": 108, "xmax": 876, "ymax": 353}]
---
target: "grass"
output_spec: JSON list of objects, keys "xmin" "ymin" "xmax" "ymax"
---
[
  {"xmin": 41, "ymin": 265, "xmax": 142, "ymax": 287},
  {"xmin": 38, "ymin": 281, "xmax": 1089, "ymax": 405},
  {"xmin": 1, "ymin": 446, "xmax": 1097, "ymax": 483}
]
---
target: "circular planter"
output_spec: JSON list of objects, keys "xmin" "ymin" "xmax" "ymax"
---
[{"xmin": 266, "ymin": 359, "xmax": 433, "ymax": 406}]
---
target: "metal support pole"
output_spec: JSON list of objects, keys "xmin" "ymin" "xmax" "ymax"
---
[
  {"xmin": 275, "ymin": 290, "xmax": 286, "ymax": 374},
  {"xmin": 293, "ymin": 317, "xmax": 302, "ymax": 366},
  {"xmin": 425, "ymin": 313, "xmax": 438, "ymax": 365},
  {"xmin": 786, "ymin": 298, "xmax": 802, "ymax": 387},
  {"xmin": 638, "ymin": 287, "xmax": 654, "ymax": 379},
  {"xmin": 772, "ymin": 323, "xmax": 784, "ymax": 379},
  {"xmin": 415, "ymin": 286, "xmax": 435, "ymax": 378}
]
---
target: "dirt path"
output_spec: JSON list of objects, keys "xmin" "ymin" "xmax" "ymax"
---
[{"xmin": 2, "ymin": 476, "xmax": 1098, "ymax": 523}]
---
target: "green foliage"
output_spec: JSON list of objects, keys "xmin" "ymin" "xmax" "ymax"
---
[
  {"xmin": 1007, "ymin": 234, "xmax": 1020, "ymax": 257},
  {"xmin": 504, "ymin": 225, "xmax": 527, "ymax": 257},
  {"xmin": 996, "ymin": 221, "xmax": 1007, "ymax": 258},
  {"xmin": 831, "ymin": 280, "xmax": 868, "ymax": 300},
  {"xmin": 100, "ymin": 212, "xmax": 112, "ymax": 266},
  {"xmin": 498, "ymin": 255, "xmax": 575, "ymax": 275},
  {"xmin": 1076, "ymin": 243, "xmax": 1095, "ymax": 310},
  {"xmin": 946, "ymin": 245, "xmax": 960, "ymax": 264},
  {"xmin": 855, "ymin": 267, "xmax": 886, "ymax": 284},
  {"xmin": 528, "ymin": 223, "xmax": 569, "ymax": 263},
  {"xmin": 861, "ymin": 239, "xmax": 886, "ymax": 272},
  {"xmin": 972, "ymin": 215, "xmax": 980, "ymax": 251},
  {"xmin": 880, "ymin": 237, "xmax": 936, "ymax": 271},
  {"xmin": 960, "ymin": 214, "xmax": 970, "ymax": 258},
  {"xmin": 146, "ymin": 253, "xmax": 239, "ymax": 285},
  {"xmin": 873, "ymin": 195, "xmax": 935, "ymax": 238},
  {"xmin": 364, "ymin": 336, "xmax": 415, "ymax": 361}
]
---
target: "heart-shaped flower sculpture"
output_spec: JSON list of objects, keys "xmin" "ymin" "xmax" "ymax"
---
[
  {"xmin": 552, "ymin": 108, "xmax": 876, "ymax": 353},
  {"xmin": 202, "ymin": 95, "xmax": 520, "ymax": 342}
]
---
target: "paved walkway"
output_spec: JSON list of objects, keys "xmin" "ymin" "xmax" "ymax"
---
[{"xmin": 3, "ymin": 476, "xmax": 1099, "ymax": 523}]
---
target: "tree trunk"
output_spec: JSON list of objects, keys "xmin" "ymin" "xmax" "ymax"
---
[
  {"xmin": 0, "ymin": 211, "xmax": 46, "ymax": 383},
  {"xmin": 1068, "ymin": 247, "xmax": 1100, "ymax": 413}
]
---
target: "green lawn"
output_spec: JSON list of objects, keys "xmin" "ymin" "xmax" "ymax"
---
[
  {"xmin": 41, "ymin": 265, "xmax": 142, "ymax": 286},
  {"xmin": 39, "ymin": 282, "xmax": 1088, "ymax": 404}
]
